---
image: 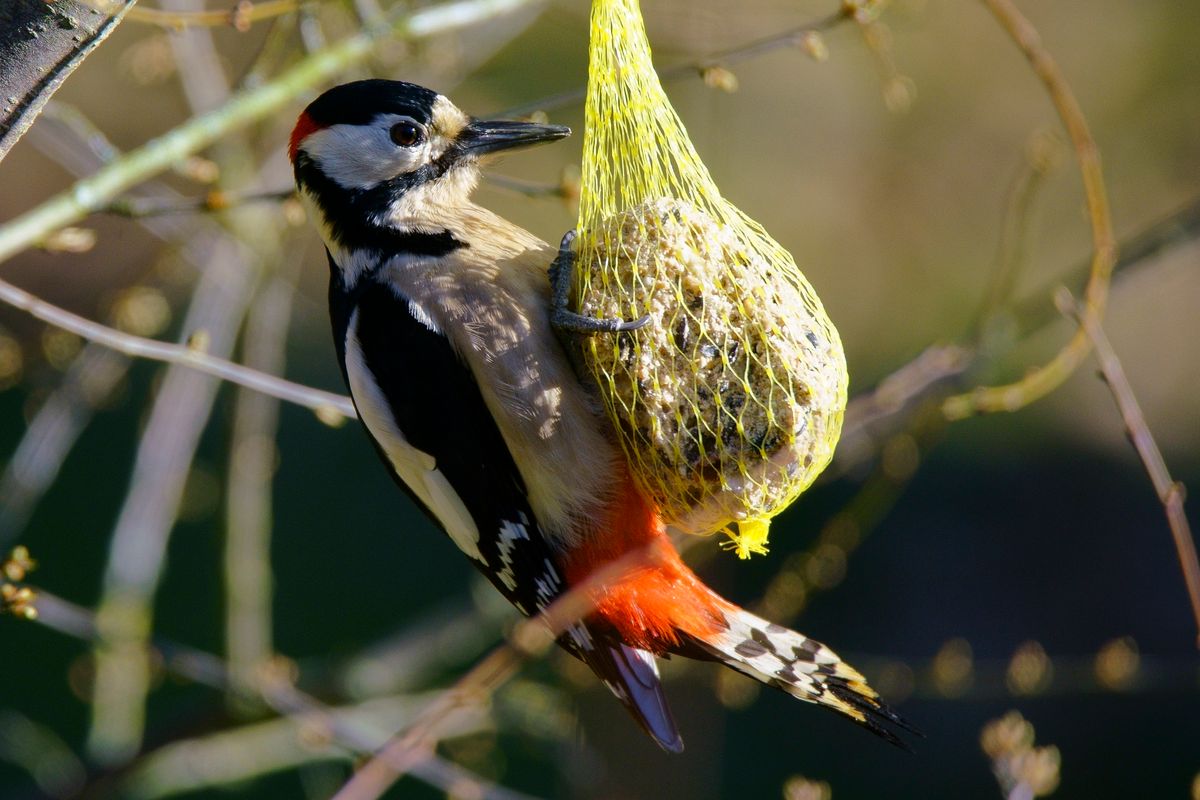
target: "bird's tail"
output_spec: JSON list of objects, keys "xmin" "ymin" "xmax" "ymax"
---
[
  {"xmin": 564, "ymin": 473, "xmax": 915, "ymax": 751},
  {"xmin": 676, "ymin": 599, "xmax": 918, "ymax": 749},
  {"xmin": 567, "ymin": 625, "xmax": 684, "ymax": 752}
]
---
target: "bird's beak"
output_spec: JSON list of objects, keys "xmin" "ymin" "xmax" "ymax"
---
[{"xmin": 460, "ymin": 119, "xmax": 571, "ymax": 156}]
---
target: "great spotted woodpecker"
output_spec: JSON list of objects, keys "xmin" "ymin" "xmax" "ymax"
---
[{"xmin": 290, "ymin": 79, "xmax": 912, "ymax": 752}]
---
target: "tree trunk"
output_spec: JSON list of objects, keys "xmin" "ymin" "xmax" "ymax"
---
[{"xmin": 0, "ymin": 0, "xmax": 136, "ymax": 164}]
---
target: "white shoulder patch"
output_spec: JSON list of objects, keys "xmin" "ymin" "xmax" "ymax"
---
[{"xmin": 344, "ymin": 310, "xmax": 484, "ymax": 563}]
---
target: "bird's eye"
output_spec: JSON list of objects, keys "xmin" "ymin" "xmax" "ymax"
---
[{"xmin": 389, "ymin": 121, "xmax": 423, "ymax": 147}]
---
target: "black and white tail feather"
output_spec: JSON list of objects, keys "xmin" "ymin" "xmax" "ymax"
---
[{"xmin": 681, "ymin": 607, "xmax": 919, "ymax": 749}]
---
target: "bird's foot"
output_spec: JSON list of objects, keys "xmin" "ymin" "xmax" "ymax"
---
[{"xmin": 550, "ymin": 230, "xmax": 651, "ymax": 334}]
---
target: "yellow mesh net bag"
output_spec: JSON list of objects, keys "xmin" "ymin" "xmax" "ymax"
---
[{"xmin": 572, "ymin": 0, "xmax": 848, "ymax": 558}]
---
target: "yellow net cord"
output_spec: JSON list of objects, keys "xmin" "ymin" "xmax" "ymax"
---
[{"xmin": 574, "ymin": 0, "xmax": 848, "ymax": 557}]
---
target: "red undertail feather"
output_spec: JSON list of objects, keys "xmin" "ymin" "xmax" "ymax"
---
[
  {"xmin": 566, "ymin": 471, "xmax": 917, "ymax": 749},
  {"xmin": 562, "ymin": 475, "xmax": 728, "ymax": 653}
]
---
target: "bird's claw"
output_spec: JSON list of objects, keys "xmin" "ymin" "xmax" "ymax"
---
[{"xmin": 549, "ymin": 229, "xmax": 651, "ymax": 335}]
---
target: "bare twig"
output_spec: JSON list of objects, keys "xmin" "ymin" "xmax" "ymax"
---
[
  {"xmin": 500, "ymin": 6, "xmax": 852, "ymax": 118},
  {"xmin": 942, "ymin": 0, "xmax": 1117, "ymax": 419},
  {"xmin": 1056, "ymin": 288, "xmax": 1200, "ymax": 648},
  {"xmin": 0, "ymin": 276, "xmax": 355, "ymax": 420}
]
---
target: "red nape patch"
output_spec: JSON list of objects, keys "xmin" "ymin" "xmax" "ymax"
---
[
  {"xmin": 288, "ymin": 110, "xmax": 322, "ymax": 163},
  {"xmin": 563, "ymin": 474, "xmax": 729, "ymax": 653}
]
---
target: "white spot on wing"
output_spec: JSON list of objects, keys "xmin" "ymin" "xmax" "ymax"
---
[
  {"xmin": 534, "ymin": 558, "xmax": 563, "ymax": 609},
  {"xmin": 496, "ymin": 514, "xmax": 530, "ymax": 590},
  {"xmin": 406, "ymin": 296, "xmax": 440, "ymax": 333},
  {"xmin": 344, "ymin": 310, "xmax": 484, "ymax": 563},
  {"xmin": 567, "ymin": 624, "xmax": 594, "ymax": 652}
]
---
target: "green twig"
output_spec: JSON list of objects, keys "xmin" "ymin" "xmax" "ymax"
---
[{"xmin": 0, "ymin": 0, "xmax": 543, "ymax": 265}]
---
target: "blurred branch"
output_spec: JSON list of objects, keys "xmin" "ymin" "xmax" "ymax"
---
[
  {"xmin": 856, "ymin": 636, "xmax": 1198, "ymax": 704},
  {"xmin": 101, "ymin": 174, "xmax": 573, "ymax": 216},
  {"xmin": 838, "ymin": 196, "xmax": 1200, "ymax": 466},
  {"xmin": 17, "ymin": 589, "xmax": 537, "ymax": 800},
  {"xmin": 0, "ymin": 0, "xmax": 137, "ymax": 164},
  {"xmin": 486, "ymin": 170, "xmax": 580, "ymax": 203},
  {"xmin": 103, "ymin": 167, "xmax": 583, "ymax": 215},
  {"xmin": 942, "ymin": 0, "xmax": 1117, "ymax": 419},
  {"xmin": 0, "ymin": 710, "xmax": 86, "ymax": 799},
  {"xmin": 123, "ymin": 695, "xmax": 493, "ymax": 799},
  {"xmin": 837, "ymin": 344, "xmax": 970, "ymax": 472},
  {"xmin": 337, "ymin": 597, "xmax": 511, "ymax": 699},
  {"xmin": 972, "ymin": 131, "xmax": 1061, "ymax": 338},
  {"xmin": 224, "ymin": 265, "xmax": 299, "ymax": 700},
  {"xmin": 0, "ymin": 344, "xmax": 128, "ymax": 547},
  {"xmin": 1057, "ymin": 288, "xmax": 1200, "ymax": 648},
  {"xmin": 333, "ymin": 544, "xmax": 661, "ymax": 800},
  {"xmin": 0, "ymin": 104, "xmax": 299, "ymax": 551},
  {"xmin": 104, "ymin": 188, "xmax": 297, "ymax": 217},
  {"xmin": 0, "ymin": 276, "xmax": 356, "ymax": 419},
  {"xmin": 854, "ymin": 3, "xmax": 916, "ymax": 112},
  {"xmin": 757, "ymin": 423, "xmax": 943, "ymax": 627},
  {"xmin": 86, "ymin": 236, "xmax": 259, "ymax": 764},
  {"xmin": 87, "ymin": 9, "xmax": 288, "ymax": 762},
  {"xmin": 1010, "ymin": 194, "xmax": 1200, "ymax": 336},
  {"xmin": 32, "ymin": 101, "xmax": 217, "ymax": 244},
  {"xmin": 0, "ymin": 0, "xmax": 546, "ymax": 265},
  {"xmin": 104, "ymin": 0, "xmax": 301, "ymax": 31}
]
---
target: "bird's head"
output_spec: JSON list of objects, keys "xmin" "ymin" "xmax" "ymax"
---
[{"xmin": 289, "ymin": 80, "xmax": 569, "ymax": 253}]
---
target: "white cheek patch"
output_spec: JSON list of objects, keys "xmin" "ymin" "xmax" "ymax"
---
[
  {"xmin": 304, "ymin": 116, "xmax": 430, "ymax": 189},
  {"xmin": 344, "ymin": 311, "xmax": 484, "ymax": 563}
]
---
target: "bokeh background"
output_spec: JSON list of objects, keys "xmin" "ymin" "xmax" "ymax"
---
[{"xmin": 0, "ymin": 0, "xmax": 1198, "ymax": 798}]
